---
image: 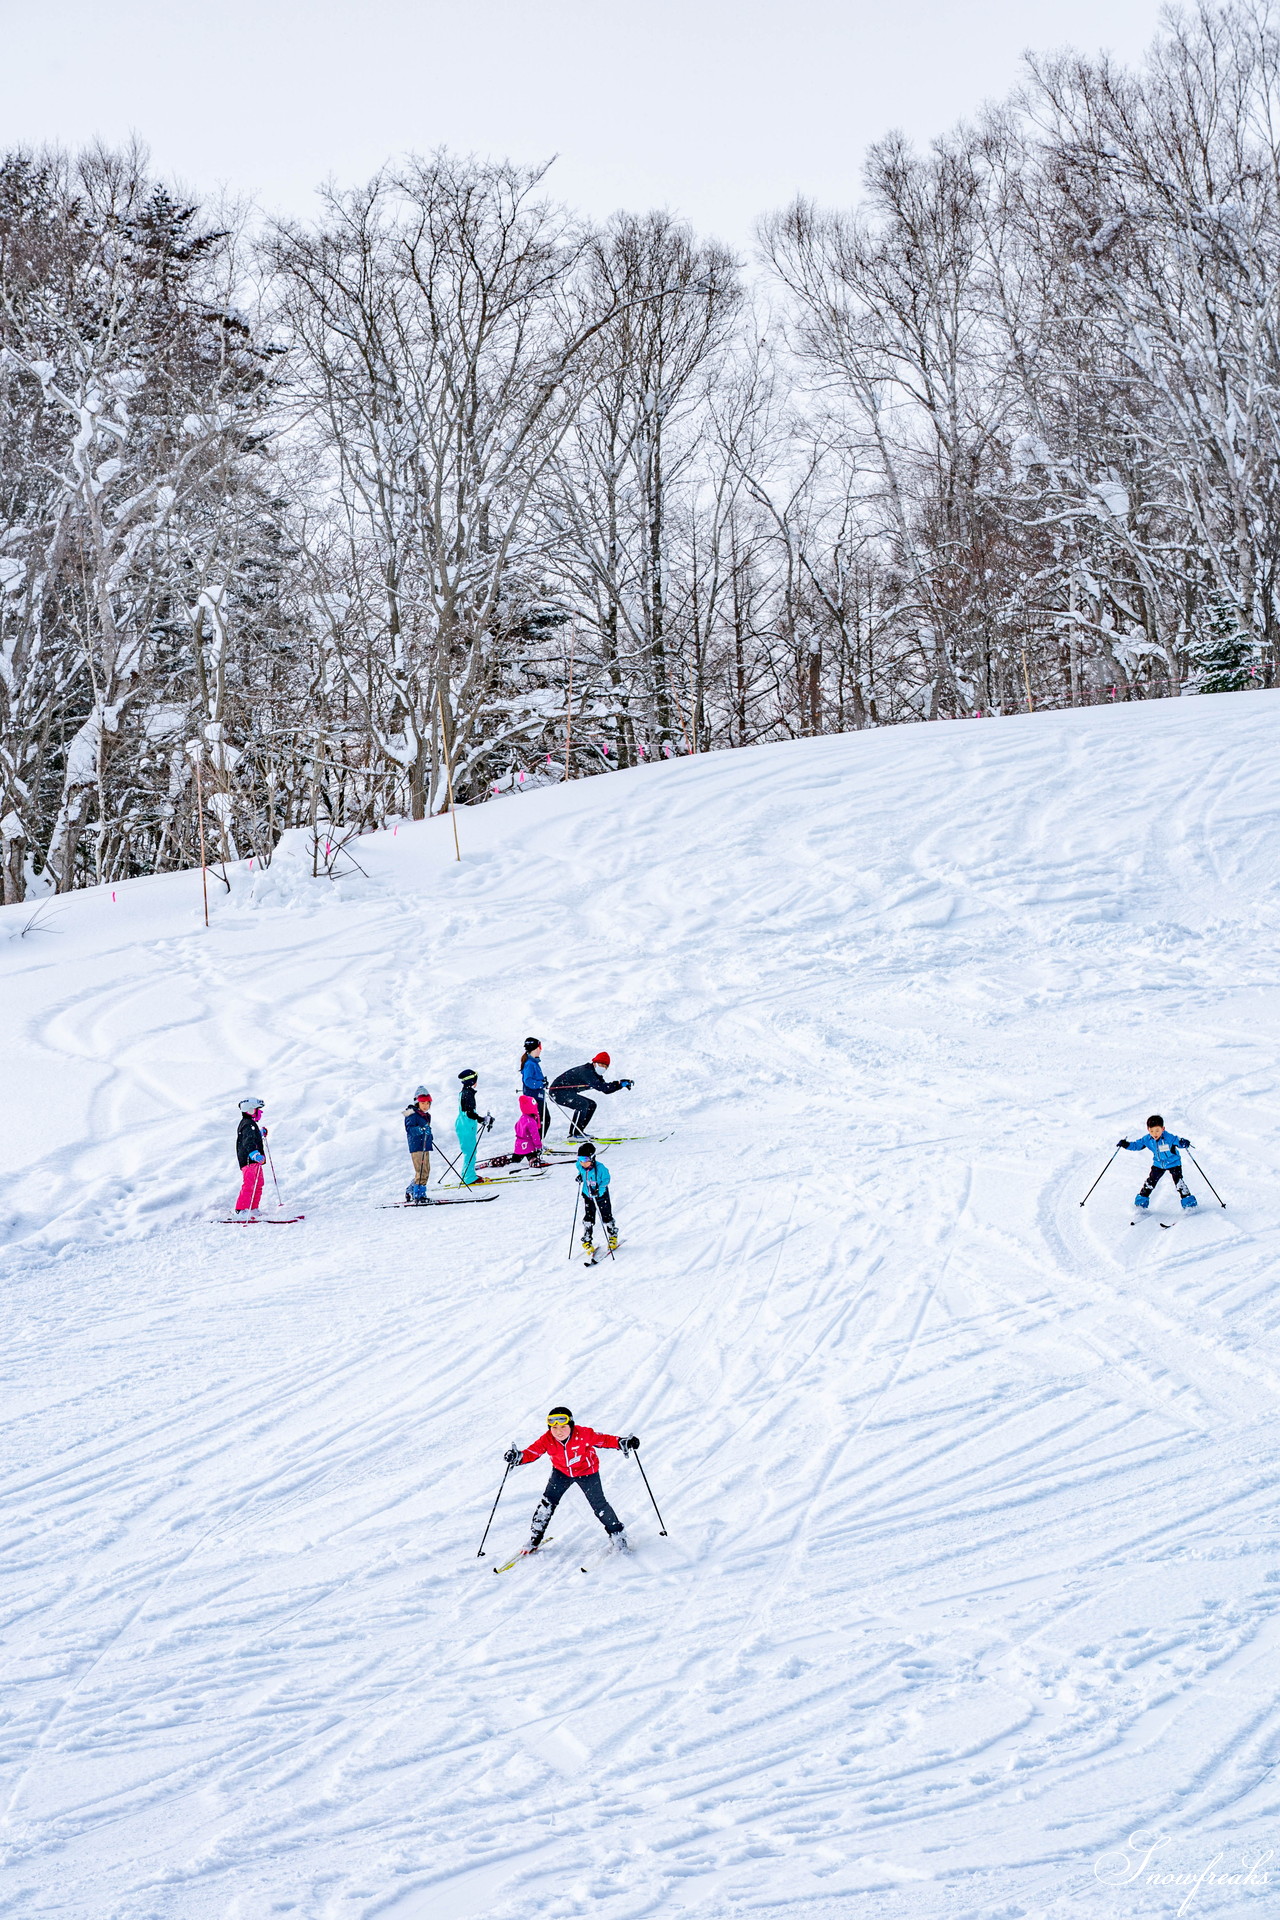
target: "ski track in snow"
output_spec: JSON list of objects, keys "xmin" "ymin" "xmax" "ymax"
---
[{"xmin": 3, "ymin": 693, "xmax": 1280, "ymax": 1917}]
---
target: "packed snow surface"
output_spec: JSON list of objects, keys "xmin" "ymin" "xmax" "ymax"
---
[{"xmin": 3, "ymin": 692, "xmax": 1280, "ymax": 1920}]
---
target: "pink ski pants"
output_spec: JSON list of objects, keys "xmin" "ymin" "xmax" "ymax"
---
[{"xmin": 236, "ymin": 1161, "xmax": 265, "ymax": 1211}]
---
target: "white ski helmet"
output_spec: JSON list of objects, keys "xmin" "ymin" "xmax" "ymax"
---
[{"xmin": 239, "ymin": 1096, "xmax": 264, "ymax": 1114}]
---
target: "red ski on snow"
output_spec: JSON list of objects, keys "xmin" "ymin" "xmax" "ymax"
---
[{"xmin": 217, "ymin": 1214, "xmax": 306, "ymax": 1225}]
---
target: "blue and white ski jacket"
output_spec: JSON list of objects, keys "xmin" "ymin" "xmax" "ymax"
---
[
  {"xmin": 522, "ymin": 1056, "xmax": 546, "ymax": 1097},
  {"xmin": 576, "ymin": 1160, "xmax": 611, "ymax": 1198},
  {"xmin": 1124, "ymin": 1131, "xmax": 1189, "ymax": 1168}
]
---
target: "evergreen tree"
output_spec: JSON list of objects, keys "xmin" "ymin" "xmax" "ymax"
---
[{"xmin": 1193, "ymin": 601, "xmax": 1255, "ymax": 695}]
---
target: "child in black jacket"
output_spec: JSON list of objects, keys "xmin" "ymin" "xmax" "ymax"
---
[{"xmin": 235, "ymin": 1097, "xmax": 268, "ymax": 1214}]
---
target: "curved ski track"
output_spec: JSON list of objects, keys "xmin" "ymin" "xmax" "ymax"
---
[{"xmin": 2, "ymin": 693, "xmax": 1280, "ymax": 1917}]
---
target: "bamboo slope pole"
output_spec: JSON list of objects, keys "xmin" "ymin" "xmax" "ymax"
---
[
  {"xmin": 194, "ymin": 750, "xmax": 210, "ymax": 927},
  {"xmin": 437, "ymin": 685, "xmax": 462, "ymax": 861},
  {"xmin": 563, "ymin": 622, "xmax": 576, "ymax": 781}
]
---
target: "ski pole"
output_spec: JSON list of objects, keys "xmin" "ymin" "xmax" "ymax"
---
[
  {"xmin": 630, "ymin": 1445, "xmax": 668, "ymax": 1536},
  {"xmin": 1079, "ymin": 1145, "xmax": 1121, "ymax": 1207},
  {"xmin": 444, "ymin": 1121, "xmax": 486, "ymax": 1185},
  {"xmin": 265, "ymin": 1138, "xmax": 283, "ymax": 1206},
  {"xmin": 477, "ymin": 1460, "xmax": 513, "ymax": 1557},
  {"xmin": 567, "ymin": 1185, "xmax": 581, "ymax": 1261},
  {"xmin": 1189, "ymin": 1154, "xmax": 1226, "ymax": 1207},
  {"xmin": 433, "ymin": 1143, "xmax": 466, "ymax": 1184}
]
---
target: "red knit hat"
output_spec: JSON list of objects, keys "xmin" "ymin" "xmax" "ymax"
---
[{"xmin": 592, "ymin": 1051, "xmax": 611, "ymax": 1067}]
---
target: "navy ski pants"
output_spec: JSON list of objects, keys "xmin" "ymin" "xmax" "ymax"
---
[
  {"xmin": 1140, "ymin": 1164, "xmax": 1191, "ymax": 1196},
  {"xmin": 553, "ymin": 1091, "xmax": 597, "ymax": 1136},
  {"xmin": 582, "ymin": 1190, "xmax": 614, "ymax": 1233},
  {"xmin": 531, "ymin": 1468, "xmax": 623, "ymax": 1540}
]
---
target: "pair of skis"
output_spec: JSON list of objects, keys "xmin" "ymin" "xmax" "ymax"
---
[
  {"xmin": 218, "ymin": 1212, "xmax": 306, "ymax": 1225},
  {"xmin": 544, "ymin": 1131, "xmax": 668, "ymax": 1152},
  {"xmin": 493, "ymin": 1537, "xmax": 552, "ymax": 1573},
  {"xmin": 480, "ymin": 1162, "xmax": 545, "ymax": 1179},
  {"xmin": 478, "ymin": 1132, "xmax": 664, "ymax": 1172},
  {"xmin": 475, "ymin": 1151, "xmax": 566, "ymax": 1172},
  {"xmin": 381, "ymin": 1192, "xmax": 499, "ymax": 1208},
  {"xmin": 493, "ymin": 1535, "xmax": 631, "ymax": 1574}
]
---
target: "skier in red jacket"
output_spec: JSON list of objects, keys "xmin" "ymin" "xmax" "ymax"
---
[{"xmin": 504, "ymin": 1406, "xmax": 640, "ymax": 1552}]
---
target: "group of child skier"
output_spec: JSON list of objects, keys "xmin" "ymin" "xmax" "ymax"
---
[
  {"xmin": 493, "ymin": 1117, "xmax": 1202, "ymax": 1560},
  {"xmin": 233, "ymin": 1036, "xmax": 633, "ymax": 1263},
  {"xmin": 231, "ymin": 1080, "xmax": 1204, "ymax": 1560},
  {"xmin": 231, "ymin": 1038, "xmax": 640, "ymax": 1555}
]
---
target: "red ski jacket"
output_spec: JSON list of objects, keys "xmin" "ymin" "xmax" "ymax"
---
[{"xmin": 519, "ymin": 1426, "xmax": 619, "ymax": 1478}]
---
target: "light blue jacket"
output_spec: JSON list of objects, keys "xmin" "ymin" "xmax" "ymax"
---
[
  {"xmin": 576, "ymin": 1160, "xmax": 611, "ymax": 1198},
  {"xmin": 1124, "ymin": 1131, "xmax": 1189, "ymax": 1168}
]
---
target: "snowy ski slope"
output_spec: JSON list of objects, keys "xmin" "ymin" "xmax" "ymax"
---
[{"xmin": 3, "ymin": 690, "xmax": 1280, "ymax": 1920}]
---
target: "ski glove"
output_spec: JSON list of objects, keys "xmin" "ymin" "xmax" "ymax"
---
[
  {"xmin": 503, "ymin": 1446, "xmax": 521, "ymax": 1467},
  {"xmin": 249, "ymin": 1151, "xmax": 265, "ymax": 1163},
  {"xmin": 620, "ymin": 1079, "xmax": 634, "ymax": 1090},
  {"xmin": 1116, "ymin": 1139, "xmax": 1130, "ymax": 1149},
  {"xmin": 620, "ymin": 1434, "xmax": 641, "ymax": 1454}
]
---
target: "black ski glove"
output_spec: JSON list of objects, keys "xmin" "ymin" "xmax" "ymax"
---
[
  {"xmin": 503, "ymin": 1446, "xmax": 521, "ymax": 1467},
  {"xmin": 1180, "ymin": 1137, "xmax": 1192, "ymax": 1148},
  {"xmin": 620, "ymin": 1434, "xmax": 640, "ymax": 1454},
  {"xmin": 1116, "ymin": 1138, "xmax": 1130, "ymax": 1149}
]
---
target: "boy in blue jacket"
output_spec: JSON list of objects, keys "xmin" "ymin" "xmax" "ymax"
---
[
  {"xmin": 576, "ymin": 1141, "xmax": 618, "ymax": 1259},
  {"xmin": 403, "ymin": 1087, "xmax": 433, "ymax": 1203},
  {"xmin": 1120, "ymin": 1115, "xmax": 1198, "ymax": 1210}
]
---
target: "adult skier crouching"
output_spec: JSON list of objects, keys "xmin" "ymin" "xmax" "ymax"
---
[
  {"xmin": 1121, "ymin": 1115, "xmax": 1198, "ymax": 1210},
  {"xmin": 234, "ymin": 1097, "xmax": 268, "ymax": 1215},
  {"xmin": 504, "ymin": 1407, "xmax": 640, "ymax": 1552},
  {"xmin": 549, "ymin": 1051, "xmax": 633, "ymax": 1138}
]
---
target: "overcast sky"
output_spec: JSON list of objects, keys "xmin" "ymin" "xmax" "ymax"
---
[{"xmin": 3, "ymin": 0, "xmax": 1168, "ymax": 242}]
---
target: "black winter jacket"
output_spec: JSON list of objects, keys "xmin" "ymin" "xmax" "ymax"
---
[
  {"xmin": 236, "ymin": 1113, "xmax": 265, "ymax": 1168},
  {"xmin": 551, "ymin": 1061, "xmax": 623, "ymax": 1096}
]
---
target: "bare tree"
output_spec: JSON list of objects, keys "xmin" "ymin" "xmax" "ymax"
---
[
  {"xmin": 543, "ymin": 211, "xmax": 741, "ymax": 763},
  {"xmin": 272, "ymin": 154, "xmax": 632, "ymax": 813}
]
